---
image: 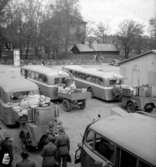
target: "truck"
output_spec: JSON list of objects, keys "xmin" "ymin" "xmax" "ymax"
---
[
  {"xmin": 121, "ymin": 85, "xmax": 156, "ymax": 113},
  {"xmin": 58, "ymin": 88, "xmax": 89, "ymax": 112},
  {"xmin": 19, "ymin": 95, "xmax": 59, "ymax": 151}
]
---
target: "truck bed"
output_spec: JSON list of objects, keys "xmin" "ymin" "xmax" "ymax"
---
[{"xmin": 58, "ymin": 91, "xmax": 89, "ymax": 100}]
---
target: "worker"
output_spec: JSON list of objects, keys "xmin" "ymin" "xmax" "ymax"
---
[
  {"xmin": 55, "ymin": 127, "xmax": 70, "ymax": 167},
  {"xmin": 41, "ymin": 135, "xmax": 58, "ymax": 167},
  {"xmin": 15, "ymin": 152, "xmax": 36, "ymax": 167},
  {"xmin": 0, "ymin": 137, "xmax": 14, "ymax": 167}
]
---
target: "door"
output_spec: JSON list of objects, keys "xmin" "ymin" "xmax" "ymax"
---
[{"xmin": 80, "ymin": 129, "xmax": 114, "ymax": 167}]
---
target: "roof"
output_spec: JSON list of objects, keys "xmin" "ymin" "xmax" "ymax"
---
[
  {"xmin": 72, "ymin": 43, "xmax": 118, "ymax": 53},
  {"xmin": 22, "ymin": 65, "xmax": 69, "ymax": 78},
  {"xmin": 93, "ymin": 44, "xmax": 118, "ymax": 52},
  {"xmin": 119, "ymin": 50, "xmax": 156, "ymax": 65},
  {"xmin": 73, "ymin": 44, "xmax": 93, "ymax": 52},
  {"xmin": 64, "ymin": 65, "xmax": 123, "ymax": 79},
  {"xmin": 90, "ymin": 114, "xmax": 156, "ymax": 166},
  {"xmin": 0, "ymin": 76, "xmax": 38, "ymax": 93}
]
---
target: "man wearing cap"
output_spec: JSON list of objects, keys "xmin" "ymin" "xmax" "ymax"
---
[
  {"xmin": 41, "ymin": 135, "xmax": 58, "ymax": 167},
  {"xmin": 55, "ymin": 128, "xmax": 70, "ymax": 167},
  {"xmin": 15, "ymin": 152, "xmax": 36, "ymax": 167},
  {"xmin": 0, "ymin": 137, "xmax": 14, "ymax": 167}
]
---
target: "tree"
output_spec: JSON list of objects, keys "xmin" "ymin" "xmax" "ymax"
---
[
  {"xmin": 4, "ymin": 0, "xmax": 43, "ymax": 59},
  {"xmin": 0, "ymin": 0, "xmax": 10, "ymax": 57},
  {"xmin": 149, "ymin": 18, "xmax": 156, "ymax": 49},
  {"xmin": 117, "ymin": 20, "xmax": 144, "ymax": 59},
  {"xmin": 40, "ymin": 0, "xmax": 83, "ymax": 58},
  {"xmin": 94, "ymin": 23, "xmax": 108, "ymax": 43}
]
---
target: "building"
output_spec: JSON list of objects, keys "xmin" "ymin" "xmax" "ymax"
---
[
  {"xmin": 119, "ymin": 50, "xmax": 156, "ymax": 87},
  {"xmin": 149, "ymin": 18, "xmax": 156, "ymax": 39},
  {"xmin": 70, "ymin": 43, "xmax": 119, "ymax": 63},
  {"xmin": 69, "ymin": 18, "xmax": 87, "ymax": 44}
]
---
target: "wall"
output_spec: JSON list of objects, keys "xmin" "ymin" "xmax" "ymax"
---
[
  {"xmin": 73, "ymin": 53, "xmax": 119, "ymax": 63},
  {"xmin": 120, "ymin": 53, "xmax": 156, "ymax": 87}
]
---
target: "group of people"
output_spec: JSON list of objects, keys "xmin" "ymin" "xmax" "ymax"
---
[
  {"xmin": 0, "ymin": 121, "xmax": 71, "ymax": 167},
  {"xmin": 41, "ymin": 122, "xmax": 71, "ymax": 167}
]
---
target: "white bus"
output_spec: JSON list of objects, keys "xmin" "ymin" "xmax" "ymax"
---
[
  {"xmin": 63, "ymin": 65, "xmax": 123, "ymax": 101},
  {"xmin": 0, "ymin": 76, "xmax": 39, "ymax": 126},
  {"xmin": 75, "ymin": 113, "xmax": 156, "ymax": 167},
  {"xmin": 21, "ymin": 65, "xmax": 70, "ymax": 100}
]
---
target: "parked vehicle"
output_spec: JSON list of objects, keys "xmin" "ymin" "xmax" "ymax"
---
[
  {"xmin": 19, "ymin": 97, "xmax": 58, "ymax": 151},
  {"xmin": 121, "ymin": 85, "xmax": 156, "ymax": 113},
  {"xmin": 21, "ymin": 65, "xmax": 71, "ymax": 100},
  {"xmin": 75, "ymin": 113, "xmax": 156, "ymax": 167},
  {"xmin": 63, "ymin": 65, "xmax": 123, "ymax": 101},
  {"xmin": 58, "ymin": 88, "xmax": 89, "ymax": 112},
  {"xmin": 0, "ymin": 76, "xmax": 39, "ymax": 126}
]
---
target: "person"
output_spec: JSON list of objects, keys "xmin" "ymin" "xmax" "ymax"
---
[
  {"xmin": 55, "ymin": 128, "xmax": 70, "ymax": 167},
  {"xmin": 15, "ymin": 152, "xmax": 36, "ymax": 167},
  {"xmin": 0, "ymin": 137, "xmax": 14, "ymax": 167},
  {"xmin": 38, "ymin": 121, "xmax": 56, "ymax": 151},
  {"xmin": 41, "ymin": 135, "xmax": 58, "ymax": 167}
]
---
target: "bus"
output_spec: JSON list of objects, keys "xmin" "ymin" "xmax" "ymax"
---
[
  {"xmin": 75, "ymin": 113, "xmax": 156, "ymax": 167},
  {"xmin": 21, "ymin": 65, "xmax": 71, "ymax": 100},
  {"xmin": 0, "ymin": 76, "xmax": 39, "ymax": 126},
  {"xmin": 63, "ymin": 65, "xmax": 123, "ymax": 101}
]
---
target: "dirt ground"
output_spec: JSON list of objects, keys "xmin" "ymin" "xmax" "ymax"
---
[
  {"xmin": 0, "ymin": 64, "xmax": 121, "ymax": 167},
  {"xmin": 0, "ymin": 98, "xmax": 119, "ymax": 167}
]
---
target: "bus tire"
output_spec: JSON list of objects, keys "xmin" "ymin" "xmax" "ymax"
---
[
  {"xmin": 63, "ymin": 99, "xmax": 71, "ymax": 112},
  {"xmin": 87, "ymin": 87, "xmax": 94, "ymax": 98},
  {"xmin": 144, "ymin": 103, "xmax": 154, "ymax": 113},
  {"xmin": 126, "ymin": 102, "xmax": 135, "ymax": 113},
  {"xmin": 79, "ymin": 100, "xmax": 86, "ymax": 109}
]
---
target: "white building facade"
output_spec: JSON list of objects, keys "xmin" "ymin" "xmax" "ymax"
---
[{"xmin": 120, "ymin": 50, "xmax": 156, "ymax": 87}]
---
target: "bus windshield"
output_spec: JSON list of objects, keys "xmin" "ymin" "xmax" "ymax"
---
[
  {"xmin": 10, "ymin": 91, "xmax": 36, "ymax": 102},
  {"xmin": 109, "ymin": 79, "xmax": 122, "ymax": 86}
]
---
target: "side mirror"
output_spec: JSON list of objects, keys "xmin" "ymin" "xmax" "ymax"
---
[
  {"xmin": 77, "ymin": 143, "xmax": 82, "ymax": 148},
  {"xmin": 94, "ymin": 161, "xmax": 103, "ymax": 167},
  {"xmin": 74, "ymin": 145, "xmax": 81, "ymax": 164}
]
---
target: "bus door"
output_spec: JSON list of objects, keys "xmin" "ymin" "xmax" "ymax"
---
[{"xmin": 75, "ymin": 128, "xmax": 115, "ymax": 167}]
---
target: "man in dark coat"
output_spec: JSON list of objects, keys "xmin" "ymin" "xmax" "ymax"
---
[
  {"xmin": 41, "ymin": 135, "xmax": 57, "ymax": 167},
  {"xmin": 0, "ymin": 137, "xmax": 14, "ymax": 167},
  {"xmin": 15, "ymin": 152, "xmax": 36, "ymax": 167},
  {"xmin": 55, "ymin": 128, "xmax": 70, "ymax": 167}
]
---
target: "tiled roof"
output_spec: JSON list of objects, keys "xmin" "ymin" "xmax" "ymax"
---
[
  {"xmin": 119, "ymin": 50, "xmax": 156, "ymax": 65},
  {"xmin": 73, "ymin": 43, "xmax": 118, "ymax": 53},
  {"xmin": 75, "ymin": 44, "xmax": 94, "ymax": 52},
  {"xmin": 93, "ymin": 44, "xmax": 118, "ymax": 52}
]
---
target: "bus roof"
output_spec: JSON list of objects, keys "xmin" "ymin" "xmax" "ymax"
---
[
  {"xmin": 91, "ymin": 114, "xmax": 156, "ymax": 166},
  {"xmin": 22, "ymin": 65, "xmax": 69, "ymax": 78},
  {"xmin": 0, "ymin": 76, "xmax": 38, "ymax": 93},
  {"xmin": 64, "ymin": 65, "xmax": 123, "ymax": 79}
]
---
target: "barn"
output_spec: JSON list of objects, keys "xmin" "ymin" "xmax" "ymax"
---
[
  {"xmin": 119, "ymin": 50, "xmax": 156, "ymax": 87},
  {"xmin": 70, "ymin": 43, "xmax": 120, "ymax": 63}
]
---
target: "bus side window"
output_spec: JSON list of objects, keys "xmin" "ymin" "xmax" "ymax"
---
[
  {"xmin": 94, "ymin": 133, "xmax": 115, "ymax": 163},
  {"xmin": 120, "ymin": 149, "xmax": 137, "ymax": 167},
  {"xmin": 55, "ymin": 78, "xmax": 60, "ymax": 84},
  {"xmin": 85, "ymin": 129, "xmax": 95, "ymax": 148},
  {"xmin": 139, "ymin": 161, "xmax": 151, "ymax": 167}
]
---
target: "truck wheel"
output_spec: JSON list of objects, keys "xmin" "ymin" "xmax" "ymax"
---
[
  {"xmin": 126, "ymin": 102, "xmax": 135, "ymax": 113},
  {"xmin": 63, "ymin": 100, "xmax": 71, "ymax": 112},
  {"xmin": 144, "ymin": 104, "xmax": 154, "ymax": 113},
  {"xmin": 79, "ymin": 100, "xmax": 86, "ymax": 109},
  {"xmin": 87, "ymin": 87, "xmax": 94, "ymax": 98}
]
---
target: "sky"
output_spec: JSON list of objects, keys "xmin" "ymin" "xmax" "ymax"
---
[{"xmin": 79, "ymin": 0, "xmax": 156, "ymax": 35}]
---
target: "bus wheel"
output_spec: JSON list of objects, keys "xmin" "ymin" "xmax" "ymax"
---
[
  {"xmin": 63, "ymin": 100, "xmax": 71, "ymax": 112},
  {"xmin": 126, "ymin": 102, "xmax": 135, "ymax": 113},
  {"xmin": 144, "ymin": 103, "xmax": 154, "ymax": 113},
  {"xmin": 87, "ymin": 87, "xmax": 94, "ymax": 98},
  {"xmin": 79, "ymin": 100, "xmax": 86, "ymax": 109}
]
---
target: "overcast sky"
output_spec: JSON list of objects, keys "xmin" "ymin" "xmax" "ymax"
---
[{"xmin": 79, "ymin": 0, "xmax": 156, "ymax": 34}]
